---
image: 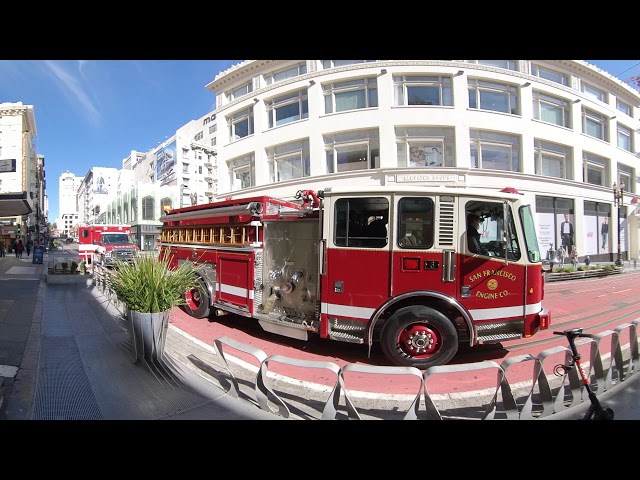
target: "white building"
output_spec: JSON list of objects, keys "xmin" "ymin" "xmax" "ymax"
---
[
  {"xmin": 191, "ymin": 60, "xmax": 640, "ymax": 263},
  {"xmin": 77, "ymin": 167, "xmax": 119, "ymax": 224},
  {"xmin": 57, "ymin": 170, "xmax": 83, "ymax": 237},
  {"xmin": 0, "ymin": 101, "xmax": 40, "ymax": 247}
]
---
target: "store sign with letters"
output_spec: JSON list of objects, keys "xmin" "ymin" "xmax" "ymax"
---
[{"xmin": 393, "ymin": 173, "xmax": 459, "ymax": 183}]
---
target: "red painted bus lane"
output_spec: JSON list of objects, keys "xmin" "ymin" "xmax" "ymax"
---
[{"xmin": 168, "ymin": 272, "xmax": 640, "ymax": 397}]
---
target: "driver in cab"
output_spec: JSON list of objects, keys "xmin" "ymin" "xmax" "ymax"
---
[{"xmin": 467, "ymin": 213, "xmax": 488, "ymax": 255}]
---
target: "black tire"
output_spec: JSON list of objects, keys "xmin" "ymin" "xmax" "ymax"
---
[
  {"xmin": 181, "ymin": 279, "xmax": 211, "ymax": 319},
  {"xmin": 380, "ymin": 305, "xmax": 458, "ymax": 369}
]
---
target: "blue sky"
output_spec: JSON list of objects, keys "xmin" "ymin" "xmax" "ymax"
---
[{"xmin": 0, "ymin": 59, "xmax": 638, "ymax": 224}]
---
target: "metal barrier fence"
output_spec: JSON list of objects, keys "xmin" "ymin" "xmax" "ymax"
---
[
  {"xmin": 196, "ymin": 322, "xmax": 639, "ymax": 420},
  {"xmin": 95, "ymin": 266, "xmax": 639, "ymax": 420}
]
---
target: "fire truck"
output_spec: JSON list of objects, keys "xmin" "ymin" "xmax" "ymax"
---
[
  {"xmin": 78, "ymin": 224, "xmax": 139, "ymax": 267},
  {"xmin": 159, "ymin": 185, "xmax": 551, "ymax": 369}
]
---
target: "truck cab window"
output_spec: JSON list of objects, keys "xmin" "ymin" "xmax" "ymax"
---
[
  {"xmin": 465, "ymin": 200, "xmax": 521, "ymax": 260},
  {"xmin": 335, "ymin": 197, "xmax": 389, "ymax": 248},
  {"xmin": 397, "ymin": 197, "xmax": 434, "ymax": 248}
]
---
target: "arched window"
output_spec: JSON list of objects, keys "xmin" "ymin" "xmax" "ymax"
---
[
  {"xmin": 142, "ymin": 196, "xmax": 155, "ymax": 220},
  {"xmin": 160, "ymin": 197, "xmax": 172, "ymax": 215}
]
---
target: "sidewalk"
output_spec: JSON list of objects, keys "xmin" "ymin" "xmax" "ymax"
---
[
  {"xmin": 0, "ymin": 251, "xmax": 276, "ymax": 420},
  {"xmin": 1, "ymin": 250, "xmax": 639, "ymax": 420}
]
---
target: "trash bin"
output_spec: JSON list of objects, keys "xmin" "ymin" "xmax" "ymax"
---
[{"xmin": 33, "ymin": 245, "xmax": 44, "ymax": 264}]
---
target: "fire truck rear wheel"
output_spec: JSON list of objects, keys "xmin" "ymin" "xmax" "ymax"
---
[
  {"xmin": 380, "ymin": 305, "xmax": 458, "ymax": 369},
  {"xmin": 182, "ymin": 280, "xmax": 211, "ymax": 319}
]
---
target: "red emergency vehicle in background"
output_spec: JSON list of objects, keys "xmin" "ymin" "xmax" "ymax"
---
[
  {"xmin": 78, "ymin": 224, "xmax": 139, "ymax": 267},
  {"xmin": 159, "ymin": 185, "xmax": 551, "ymax": 369}
]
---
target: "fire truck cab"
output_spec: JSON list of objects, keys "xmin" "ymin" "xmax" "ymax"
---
[
  {"xmin": 159, "ymin": 185, "xmax": 551, "ymax": 369},
  {"xmin": 78, "ymin": 224, "xmax": 138, "ymax": 267}
]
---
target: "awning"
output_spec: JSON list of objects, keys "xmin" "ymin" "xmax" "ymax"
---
[{"xmin": 0, "ymin": 192, "xmax": 32, "ymax": 217}]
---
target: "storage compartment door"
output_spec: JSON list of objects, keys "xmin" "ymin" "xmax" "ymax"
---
[{"xmin": 217, "ymin": 253, "xmax": 252, "ymax": 310}]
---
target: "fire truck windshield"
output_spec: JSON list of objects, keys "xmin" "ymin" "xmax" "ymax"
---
[{"xmin": 102, "ymin": 233, "xmax": 131, "ymax": 245}]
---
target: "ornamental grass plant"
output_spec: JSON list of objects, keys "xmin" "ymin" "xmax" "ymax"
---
[{"xmin": 108, "ymin": 253, "xmax": 202, "ymax": 314}]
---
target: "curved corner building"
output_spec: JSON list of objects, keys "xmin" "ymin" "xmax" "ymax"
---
[{"xmin": 202, "ymin": 60, "xmax": 639, "ymax": 263}]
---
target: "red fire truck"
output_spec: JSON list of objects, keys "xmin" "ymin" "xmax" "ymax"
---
[
  {"xmin": 159, "ymin": 185, "xmax": 551, "ymax": 369},
  {"xmin": 78, "ymin": 224, "xmax": 139, "ymax": 267}
]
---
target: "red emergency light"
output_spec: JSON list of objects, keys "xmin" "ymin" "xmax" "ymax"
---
[{"xmin": 402, "ymin": 258, "xmax": 420, "ymax": 271}]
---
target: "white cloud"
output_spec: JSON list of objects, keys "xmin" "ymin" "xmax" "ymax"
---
[{"xmin": 42, "ymin": 60, "xmax": 102, "ymax": 127}]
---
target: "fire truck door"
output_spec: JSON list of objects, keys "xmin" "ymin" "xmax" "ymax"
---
[
  {"xmin": 458, "ymin": 198, "xmax": 527, "ymax": 320},
  {"xmin": 217, "ymin": 253, "xmax": 252, "ymax": 311},
  {"xmin": 391, "ymin": 196, "xmax": 457, "ymax": 298}
]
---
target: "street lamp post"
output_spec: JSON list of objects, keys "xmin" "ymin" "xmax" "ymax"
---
[{"xmin": 613, "ymin": 182, "xmax": 624, "ymax": 267}]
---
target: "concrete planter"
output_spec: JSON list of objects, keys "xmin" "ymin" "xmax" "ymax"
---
[
  {"xmin": 545, "ymin": 267, "xmax": 623, "ymax": 283},
  {"xmin": 46, "ymin": 273, "xmax": 93, "ymax": 285},
  {"xmin": 128, "ymin": 309, "xmax": 171, "ymax": 367}
]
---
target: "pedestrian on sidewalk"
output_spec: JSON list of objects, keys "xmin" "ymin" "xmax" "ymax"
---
[
  {"xmin": 16, "ymin": 239, "xmax": 24, "ymax": 258},
  {"xmin": 0, "ymin": 243, "xmax": 5, "ymax": 257},
  {"xmin": 570, "ymin": 245, "xmax": 579, "ymax": 269},
  {"xmin": 26, "ymin": 239, "xmax": 32, "ymax": 257}
]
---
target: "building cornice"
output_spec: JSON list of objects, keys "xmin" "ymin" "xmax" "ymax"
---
[{"xmin": 0, "ymin": 103, "xmax": 37, "ymax": 136}]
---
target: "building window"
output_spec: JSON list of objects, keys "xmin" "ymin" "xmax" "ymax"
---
[
  {"xmin": 583, "ymin": 152, "xmax": 609, "ymax": 187},
  {"xmin": 228, "ymin": 153, "xmax": 255, "ymax": 191},
  {"xmin": 534, "ymin": 139, "xmax": 572, "ymax": 179},
  {"xmin": 617, "ymin": 166, "xmax": 633, "ymax": 194},
  {"xmin": 208, "ymin": 124, "xmax": 217, "ymax": 134},
  {"xmin": 182, "ymin": 163, "xmax": 189, "ymax": 174},
  {"xmin": 267, "ymin": 139, "xmax": 310, "ymax": 182},
  {"xmin": 393, "ymin": 75, "xmax": 453, "ymax": 106},
  {"xmin": 323, "ymin": 77, "xmax": 378, "ymax": 113},
  {"xmin": 470, "ymin": 130, "xmax": 520, "ymax": 172},
  {"xmin": 211, "ymin": 137, "xmax": 217, "ymax": 146},
  {"xmin": 321, "ymin": 60, "xmax": 375, "ymax": 69},
  {"xmin": 227, "ymin": 107, "xmax": 254, "ymax": 141},
  {"xmin": 265, "ymin": 63, "xmax": 307, "ymax": 85},
  {"xmin": 468, "ymin": 79, "xmax": 519, "ymax": 115},
  {"xmin": 198, "ymin": 166, "xmax": 202, "ymax": 174},
  {"xmin": 228, "ymin": 81, "xmax": 252, "ymax": 101},
  {"xmin": 324, "ymin": 129, "xmax": 380, "ymax": 174},
  {"xmin": 265, "ymin": 90, "xmax": 309, "ymax": 128},
  {"xmin": 468, "ymin": 60, "xmax": 517, "ymax": 70},
  {"xmin": 581, "ymin": 82, "xmax": 607, "ymax": 103},
  {"xmin": 532, "ymin": 91, "xmax": 571, "ymax": 128},
  {"xmin": 142, "ymin": 196, "xmax": 155, "ymax": 220},
  {"xmin": 582, "ymin": 108, "xmax": 608, "ymax": 141},
  {"xmin": 616, "ymin": 99, "xmax": 632, "ymax": 117},
  {"xmin": 617, "ymin": 123, "xmax": 632, "ymax": 152},
  {"xmin": 194, "ymin": 132, "xmax": 203, "ymax": 142},
  {"xmin": 530, "ymin": 64, "xmax": 570, "ymax": 86}
]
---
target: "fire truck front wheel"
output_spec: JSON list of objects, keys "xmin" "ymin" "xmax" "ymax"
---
[
  {"xmin": 182, "ymin": 280, "xmax": 211, "ymax": 319},
  {"xmin": 380, "ymin": 306, "xmax": 458, "ymax": 369}
]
